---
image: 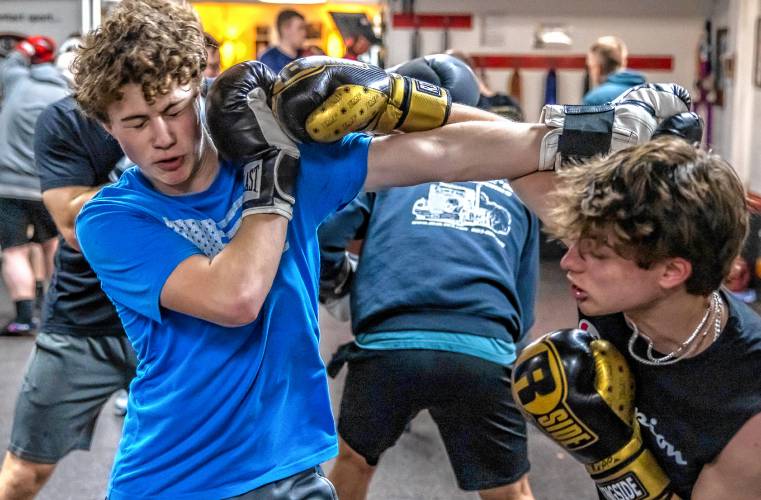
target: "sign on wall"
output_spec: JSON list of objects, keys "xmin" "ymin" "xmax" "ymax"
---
[{"xmin": 0, "ymin": 1, "xmax": 80, "ymax": 44}]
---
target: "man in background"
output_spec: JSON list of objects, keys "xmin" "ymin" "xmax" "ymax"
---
[
  {"xmin": 0, "ymin": 94, "xmax": 134, "ymax": 500},
  {"xmin": 0, "ymin": 36, "xmax": 68, "ymax": 334},
  {"xmin": 204, "ymin": 32, "xmax": 221, "ymax": 79},
  {"xmin": 583, "ymin": 35, "xmax": 646, "ymax": 105},
  {"xmin": 258, "ymin": 9, "xmax": 306, "ymax": 73}
]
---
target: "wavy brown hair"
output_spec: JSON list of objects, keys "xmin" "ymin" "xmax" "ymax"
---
[
  {"xmin": 73, "ymin": 0, "xmax": 206, "ymax": 123},
  {"xmin": 546, "ymin": 136, "xmax": 748, "ymax": 295}
]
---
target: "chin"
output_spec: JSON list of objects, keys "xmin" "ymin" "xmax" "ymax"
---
[{"xmin": 577, "ymin": 300, "xmax": 615, "ymax": 317}]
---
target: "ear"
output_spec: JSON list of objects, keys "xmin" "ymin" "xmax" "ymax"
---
[
  {"xmin": 100, "ymin": 119, "xmax": 113, "ymax": 136},
  {"xmin": 657, "ymin": 257, "xmax": 692, "ymax": 291}
]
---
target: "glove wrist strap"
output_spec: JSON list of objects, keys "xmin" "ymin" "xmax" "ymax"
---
[
  {"xmin": 538, "ymin": 104, "xmax": 615, "ymax": 171},
  {"xmin": 586, "ymin": 425, "xmax": 676, "ymax": 500}
]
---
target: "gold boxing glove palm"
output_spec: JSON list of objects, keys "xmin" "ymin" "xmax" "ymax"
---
[
  {"xmin": 511, "ymin": 329, "xmax": 680, "ymax": 500},
  {"xmin": 271, "ymin": 56, "xmax": 451, "ymax": 143}
]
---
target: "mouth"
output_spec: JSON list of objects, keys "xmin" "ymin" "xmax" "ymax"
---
[
  {"xmin": 569, "ymin": 281, "xmax": 589, "ymax": 301},
  {"xmin": 156, "ymin": 155, "xmax": 184, "ymax": 171}
]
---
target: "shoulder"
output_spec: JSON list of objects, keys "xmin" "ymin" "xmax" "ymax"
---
[
  {"xmin": 582, "ymin": 86, "xmax": 612, "ymax": 105},
  {"xmin": 724, "ymin": 294, "xmax": 761, "ymax": 350},
  {"xmin": 259, "ymin": 47, "xmax": 279, "ymax": 60},
  {"xmin": 693, "ymin": 412, "xmax": 761, "ymax": 499},
  {"xmin": 77, "ymin": 174, "xmax": 160, "ymax": 243},
  {"xmin": 36, "ymin": 96, "xmax": 79, "ymax": 133},
  {"xmin": 80, "ymin": 171, "xmax": 150, "ymax": 217}
]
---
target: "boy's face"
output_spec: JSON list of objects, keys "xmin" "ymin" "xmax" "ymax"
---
[
  {"xmin": 560, "ymin": 236, "xmax": 666, "ymax": 317},
  {"xmin": 104, "ymin": 82, "xmax": 207, "ymax": 195}
]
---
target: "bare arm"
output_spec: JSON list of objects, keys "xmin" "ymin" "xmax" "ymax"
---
[
  {"xmin": 692, "ymin": 412, "xmax": 761, "ymax": 500},
  {"xmin": 42, "ymin": 185, "xmax": 102, "ymax": 251},
  {"xmin": 160, "ymin": 215, "xmax": 288, "ymax": 327},
  {"xmin": 365, "ymin": 120, "xmax": 545, "ymax": 191},
  {"xmin": 365, "ymin": 112, "xmax": 556, "ymax": 221}
]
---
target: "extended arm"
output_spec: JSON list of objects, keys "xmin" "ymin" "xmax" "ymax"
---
[
  {"xmin": 365, "ymin": 120, "xmax": 552, "ymax": 220},
  {"xmin": 692, "ymin": 412, "xmax": 761, "ymax": 500}
]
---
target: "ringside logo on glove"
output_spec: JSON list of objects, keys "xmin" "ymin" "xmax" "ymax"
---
[{"xmin": 512, "ymin": 340, "xmax": 599, "ymax": 450}]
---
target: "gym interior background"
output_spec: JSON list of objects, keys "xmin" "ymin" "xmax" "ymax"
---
[{"xmin": 1, "ymin": 0, "xmax": 760, "ymax": 498}]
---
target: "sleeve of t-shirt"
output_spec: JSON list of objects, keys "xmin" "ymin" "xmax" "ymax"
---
[
  {"xmin": 76, "ymin": 198, "xmax": 201, "ymax": 323},
  {"xmin": 35, "ymin": 102, "xmax": 98, "ymax": 191},
  {"xmin": 297, "ymin": 133, "xmax": 371, "ymax": 225}
]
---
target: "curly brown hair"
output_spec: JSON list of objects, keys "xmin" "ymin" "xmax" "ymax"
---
[
  {"xmin": 546, "ymin": 136, "xmax": 748, "ymax": 296},
  {"xmin": 73, "ymin": 0, "xmax": 206, "ymax": 123}
]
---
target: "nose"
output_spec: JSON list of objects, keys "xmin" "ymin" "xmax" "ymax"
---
[
  {"xmin": 560, "ymin": 241, "xmax": 583, "ymax": 272},
  {"xmin": 151, "ymin": 117, "xmax": 176, "ymax": 150}
]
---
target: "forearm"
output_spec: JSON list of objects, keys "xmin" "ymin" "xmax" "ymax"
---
[
  {"xmin": 161, "ymin": 214, "xmax": 288, "ymax": 327},
  {"xmin": 365, "ymin": 120, "xmax": 547, "ymax": 191},
  {"xmin": 446, "ymin": 103, "xmax": 507, "ymax": 124},
  {"xmin": 208, "ymin": 215, "xmax": 287, "ymax": 319}
]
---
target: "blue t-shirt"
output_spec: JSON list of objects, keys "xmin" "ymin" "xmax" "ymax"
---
[
  {"xmin": 582, "ymin": 69, "xmax": 647, "ymax": 105},
  {"xmin": 76, "ymin": 134, "xmax": 370, "ymax": 499},
  {"xmin": 258, "ymin": 46, "xmax": 298, "ymax": 74}
]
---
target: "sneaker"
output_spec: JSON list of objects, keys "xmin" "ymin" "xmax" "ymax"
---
[
  {"xmin": 114, "ymin": 389, "xmax": 128, "ymax": 417},
  {"xmin": 1, "ymin": 321, "xmax": 37, "ymax": 336}
]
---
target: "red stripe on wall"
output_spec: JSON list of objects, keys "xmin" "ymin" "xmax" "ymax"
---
[
  {"xmin": 470, "ymin": 54, "xmax": 673, "ymax": 71},
  {"xmin": 391, "ymin": 13, "xmax": 472, "ymax": 29}
]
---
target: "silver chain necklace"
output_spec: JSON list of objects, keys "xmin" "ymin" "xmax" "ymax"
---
[{"xmin": 626, "ymin": 291, "xmax": 723, "ymax": 366}]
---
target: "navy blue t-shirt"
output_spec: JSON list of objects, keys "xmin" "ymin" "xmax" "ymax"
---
[
  {"xmin": 320, "ymin": 180, "xmax": 539, "ymax": 365},
  {"xmin": 258, "ymin": 46, "xmax": 298, "ymax": 73},
  {"xmin": 581, "ymin": 292, "xmax": 761, "ymax": 498},
  {"xmin": 34, "ymin": 96, "xmax": 126, "ymax": 336}
]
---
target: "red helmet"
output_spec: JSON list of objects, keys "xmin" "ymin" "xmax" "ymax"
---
[{"xmin": 16, "ymin": 35, "xmax": 56, "ymax": 64}]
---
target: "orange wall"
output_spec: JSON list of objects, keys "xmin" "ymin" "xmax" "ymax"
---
[{"xmin": 192, "ymin": 2, "xmax": 381, "ymax": 70}]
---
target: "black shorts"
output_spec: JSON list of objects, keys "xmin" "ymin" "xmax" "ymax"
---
[
  {"xmin": 0, "ymin": 197, "xmax": 57, "ymax": 249},
  {"xmin": 337, "ymin": 348, "xmax": 530, "ymax": 491}
]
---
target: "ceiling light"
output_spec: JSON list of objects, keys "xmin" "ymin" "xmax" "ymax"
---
[{"xmin": 534, "ymin": 24, "xmax": 572, "ymax": 49}]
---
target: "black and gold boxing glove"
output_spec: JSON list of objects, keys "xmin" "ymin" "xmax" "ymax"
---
[
  {"xmin": 271, "ymin": 56, "xmax": 451, "ymax": 143},
  {"xmin": 511, "ymin": 329, "xmax": 679, "ymax": 500}
]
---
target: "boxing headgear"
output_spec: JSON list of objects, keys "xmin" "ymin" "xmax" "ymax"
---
[{"xmin": 16, "ymin": 35, "xmax": 56, "ymax": 64}]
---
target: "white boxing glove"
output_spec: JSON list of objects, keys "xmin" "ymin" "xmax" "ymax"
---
[{"xmin": 539, "ymin": 83, "xmax": 692, "ymax": 170}]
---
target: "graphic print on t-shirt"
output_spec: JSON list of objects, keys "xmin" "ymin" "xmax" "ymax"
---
[
  {"xmin": 162, "ymin": 196, "xmax": 242, "ymax": 257},
  {"xmin": 411, "ymin": 181, "xmax": 513, "ymax": 247}
]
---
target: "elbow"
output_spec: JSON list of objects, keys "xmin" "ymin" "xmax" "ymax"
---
[
  {"xmin": 61, "ymin": 228, "xmax": 81, "ymax": 252},
  {"xmin": 217, "ymin": 284, "xmax": 268, "ymax": 327}
]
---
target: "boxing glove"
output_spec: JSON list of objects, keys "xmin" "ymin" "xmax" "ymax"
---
[
  {"xmin": 512, "ymin": 329, "xmax": 678, "ymax": 500},
  {"xmin": 387, "ymin": 54, "xmax": 480, "ymax": 107},
  {"xmin": 271, "ymin": 56, "xmax": 451, "ymax": 143},
  {"xmin": 539, "ymin": 83, "xmax": 692, "ymax": 170},
  {"xmin": 651, "ymin": 111, "xmax": 704, "ymax": 144},
  {"xmin": 206, "ymin": 61, "xmax": 299, "ymax": 220}
]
